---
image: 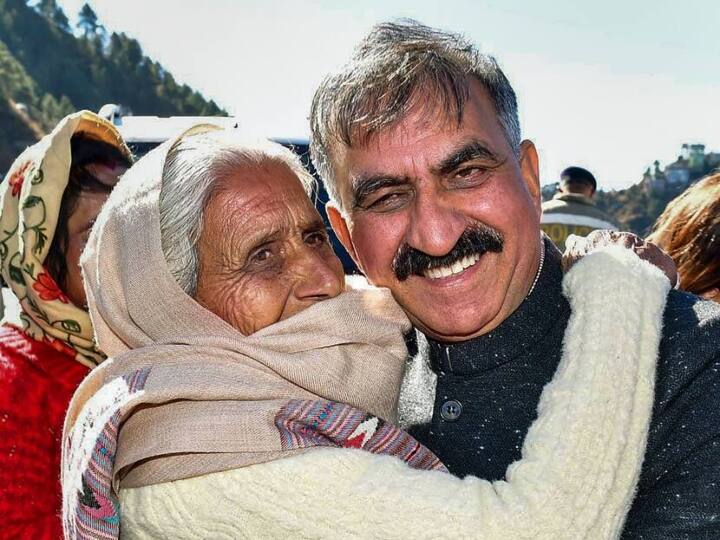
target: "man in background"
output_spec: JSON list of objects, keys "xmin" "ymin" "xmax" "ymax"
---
[{"xmin": 541, "ymin": 166, "xmax": 618, "ymax": 249}]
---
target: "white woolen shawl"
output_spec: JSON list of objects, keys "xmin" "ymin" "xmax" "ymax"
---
[{"xmin": 120, "ymin": 246, "xmax": 670, "ymax": 540}]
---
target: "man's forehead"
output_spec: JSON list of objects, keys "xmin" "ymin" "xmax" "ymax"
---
[
  {"xmin": 331, "ymin": 81, "xmax": 509, "ymax": 199},
  {"xmin": 349, "ymin": 82, "xmax": 500, "ymax": 154},
  {"xmin": 365, "ymin": 91, "xmax": 467, "ymax": 147},
  {"xmin": 347, "ymin": 127, "xmax": 499, "ymax": 176}
]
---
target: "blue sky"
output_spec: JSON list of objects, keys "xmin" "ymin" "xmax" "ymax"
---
[{"xmin": 57, "ymin": 0, "xmax": 720, "ymax": 189}]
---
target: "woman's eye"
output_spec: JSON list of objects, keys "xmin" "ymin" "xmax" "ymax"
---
[
  {"xmin": 245, "ymin": 242, "xmax": 283, "ymax": 272},
  {"xmin": 251, "ymin": 248, "xmax": 273, "ymax": 262}
]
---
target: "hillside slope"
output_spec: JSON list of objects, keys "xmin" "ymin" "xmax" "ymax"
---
[{"xmin": 0, "ymin": 0, "xmax": 225, "ymax": 171}]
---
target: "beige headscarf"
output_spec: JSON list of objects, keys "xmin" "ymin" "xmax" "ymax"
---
[
  {"xmin": 63, "ymin": 128, "xmax": 411, "ymax": 500},
  {"xmin": 0, "ymin": 111, "xmax": 131, "ymax": 368}
]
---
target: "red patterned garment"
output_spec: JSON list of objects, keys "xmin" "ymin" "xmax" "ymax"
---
[{"xmin": 0, "ymin": 324, "xmax": 89, "ymax": 539}]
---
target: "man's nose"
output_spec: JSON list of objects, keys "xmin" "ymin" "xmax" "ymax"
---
[
  {"xmin": 293, "ymin": 248, "xmax": 343, "ymax": 302},
  {"xmin": 405, "ymin": 189, "xmax": 466, "ymax": 257}
]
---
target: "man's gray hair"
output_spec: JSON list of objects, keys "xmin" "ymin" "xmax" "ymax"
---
[
  {"xmin": 310, "ymin": 19, "xmax": 521, "ymax": 207},
  {"xmin": 159, "ymin": 130, "xmax": 315, "ymax": 296}
]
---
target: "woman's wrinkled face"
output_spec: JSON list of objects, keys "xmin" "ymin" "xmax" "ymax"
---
[
  {"xmin": 64, "ymin": 163, "xmax": 125, "ymax": 308},
  {"xmin": 195, "ymin": 161, "xmax": 344, "ymax": 335}
]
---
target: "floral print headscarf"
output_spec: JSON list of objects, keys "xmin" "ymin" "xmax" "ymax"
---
[{"xmin": 0, "ymin": 111, "xmax": 131, "ymax": 368}]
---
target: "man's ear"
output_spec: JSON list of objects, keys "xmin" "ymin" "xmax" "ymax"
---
[
  {"xmin": 519, "ymin": 140, "xmax": 541, "ymax": 217},
  {"xmin": 326, "ymin": 202, "xmax": 360, "ymax": 266}
]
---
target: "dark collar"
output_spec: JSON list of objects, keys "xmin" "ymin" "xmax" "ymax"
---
[{"xmin": 426, "ymin": 238, "xmax": 570, "ymax": 376}]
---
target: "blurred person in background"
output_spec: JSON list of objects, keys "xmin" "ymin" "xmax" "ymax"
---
[
  {"xmin": 0, "ymin": 111, "xmax": 130, "ymax": 539},
  {"xmin": 541, "ymin": 166, "xmax": 618, "ymax": 250},
  {"xmin": 648, "ymin": 173, "xmax": 720, "ymax": 303}
]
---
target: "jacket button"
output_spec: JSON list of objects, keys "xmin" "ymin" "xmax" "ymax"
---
[{"xmin": 440, "ymin": 399, "xmax": 463, "ymax": 422}]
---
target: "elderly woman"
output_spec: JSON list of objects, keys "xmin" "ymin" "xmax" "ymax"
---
[
  {"xmin": 62, "ymin": 127, "xmax": 670, "ymax": 539},
  {"xmin": 0, "ymin": 112, "xmax": 131, "ymax": 538},
  {"xmin": 647, "ymin": 173, "xmax": 720, "ymax": 303}
]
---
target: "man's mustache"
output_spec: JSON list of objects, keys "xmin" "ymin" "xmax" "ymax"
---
[{"xmin": 392, "ymin": 224, "xmax": 504, "ymax": 281}]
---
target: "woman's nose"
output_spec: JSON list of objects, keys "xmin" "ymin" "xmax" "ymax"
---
[{"xmin": 293, "ymin": 248, "xmax": 344, "ymax": 302}]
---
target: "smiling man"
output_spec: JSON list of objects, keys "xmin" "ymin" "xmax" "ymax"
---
[
  {"xmin": 310, "ymin": 20, "xmax": 720, "ymax": 538},
  {"xmin": 326, "ymin": 83, "xmax": 541, "ymax": 342}
]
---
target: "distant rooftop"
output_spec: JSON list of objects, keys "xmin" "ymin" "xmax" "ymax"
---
[{"xmin": 112, "ymin": 115, "xmax": 240, "ymax": 143}]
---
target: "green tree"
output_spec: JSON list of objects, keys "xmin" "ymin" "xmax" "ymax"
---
[
  {"xmin": 77, "ymin": 3, "xmax": 102, "ymax": 38},
  {"xmin": 35, "ymin": 0, "xmax": 70, "ymax": 32},
  {"xmin": 0, "ymin": 0, "xmax": 227, "ymax": 164}
]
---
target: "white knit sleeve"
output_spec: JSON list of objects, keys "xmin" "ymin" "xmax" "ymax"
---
[{"xmin": 120, "ymin": 248, "xmax": 669, "ymax": 540}]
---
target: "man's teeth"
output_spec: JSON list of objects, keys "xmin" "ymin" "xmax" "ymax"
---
[{"xmin": 423, "ymin": 254, "xmax": 481, "ymax": 279}]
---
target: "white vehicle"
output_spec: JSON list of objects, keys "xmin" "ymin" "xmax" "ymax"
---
[{"xmin": 98, "ymin": 104, "xmax": 241, "ymax": 157}]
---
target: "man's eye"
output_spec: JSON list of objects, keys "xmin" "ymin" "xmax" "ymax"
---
[
  {"xmin": 366, "ymin": 191, "xmax": 410, "ymax": 211},
  {"xmin": 455, "ymin": 167, "xmax": 484, "ymax": 178},
  {"xmin": 450, "ymin": 167, "xmax": 488, "ymax": 187}
]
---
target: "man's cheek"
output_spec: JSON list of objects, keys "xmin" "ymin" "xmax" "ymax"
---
[{"xmin": 356, "ymin": 225, "xmax": 403, "ymax": 274}]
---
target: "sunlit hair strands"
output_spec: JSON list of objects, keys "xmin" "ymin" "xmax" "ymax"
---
[{"xmin": 309, "ymin": 19, "xmax": 521, "ymax": 207}]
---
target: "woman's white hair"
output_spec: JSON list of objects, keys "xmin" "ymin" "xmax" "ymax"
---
[{"xmin": 159, "ymin": 129, "xmax": 315, "ymax": 296}]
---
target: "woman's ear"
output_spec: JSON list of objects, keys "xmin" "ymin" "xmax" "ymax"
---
[{"xmin": 326, "ymin": 202, "xmax": 360, "ymax": 267}]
